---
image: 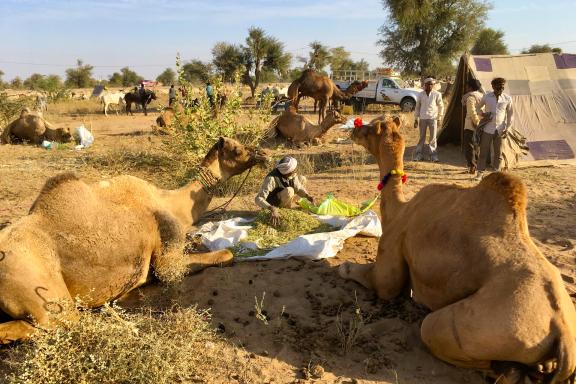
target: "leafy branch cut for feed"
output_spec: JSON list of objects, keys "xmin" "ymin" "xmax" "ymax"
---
[{"xmin": 230, "ymin": 208, "xmax": 335, "ymax": 257}]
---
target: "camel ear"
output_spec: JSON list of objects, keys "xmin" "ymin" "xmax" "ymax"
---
[
  {"xmin": 393, "ymin": 116, "xmax": 401, "ymax": 128},
  {"xmin": 374, "ymin": 121, "xmax": 382, "ymax": 135},
  {"xmin": 218, "ymin": 137, "xmax": 225, "ymax": 149}
]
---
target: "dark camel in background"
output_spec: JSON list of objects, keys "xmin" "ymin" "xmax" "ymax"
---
[{"xmin": 287, "ymin": 69, "xmax": 367, "ymax": 123}]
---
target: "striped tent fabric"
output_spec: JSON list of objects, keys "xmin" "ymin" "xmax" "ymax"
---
[{"xmin": 439, "ymin": 53, "xmax": 576, "ymax": 163}]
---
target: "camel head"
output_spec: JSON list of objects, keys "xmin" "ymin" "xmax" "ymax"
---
[
  {"xmin": 46, "ymin": 127, "xmax": 73, "ymax": 143},
  {"xmin": 202, "ymin": 137, "xmax": 270, "ymax": 180},
  {"xmin": 351, "ymin": 116, "xmax": 404, "ymax": 162},
  {"xmin": 323, "ymin": 110, "xmax": 348, "ymax": 128}
]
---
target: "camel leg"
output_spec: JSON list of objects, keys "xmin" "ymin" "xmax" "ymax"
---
[
  {"xmin": 420, "ymin": 291, "xmax": 552, "ymax": 383},
  {"xmin": 186, "ymin": 250, "xmax": 233, "ymax": 274},
  {"xmin": 0, "ymin": 320, "xmax": 37, "ymax": 344},
  {"xmin": 339, "ymin": 262, "xmax": 375, "ymax": 290},
  {"xmin": 340, "ymin": 237, "xmax": 409, "ymax": 300}
]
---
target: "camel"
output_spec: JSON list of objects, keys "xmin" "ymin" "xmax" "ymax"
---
[
  {"xmin": 339, "ymin": 117, "xmax": 576, "ymax": 383},
  {"xmin": 0, "ymin": 137, "xmax": 269, "ymax": 344},
  {"xmin": 1, "ymin": 108, "xmax": 72, "ymax": 145},
  {"xmin": 287, "ymin": 69, "xmax": 367, "ymax": 123},
  {"xmin": 125, "ymin": 90, "xmax": 157, "ymax": 116},
  {"xmin": 266, "ymin": 106, "xmax": 347, "ymax": 146}
]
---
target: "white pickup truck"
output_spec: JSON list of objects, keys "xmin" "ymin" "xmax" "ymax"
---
[{"xmin": 334, "ymin": 76, "xmax": 421, "ymax": 112}]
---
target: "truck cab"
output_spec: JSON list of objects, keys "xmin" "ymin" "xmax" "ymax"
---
[{"xmin": 332, "ymin": 70, "xmax": 420, "ymax": 113}]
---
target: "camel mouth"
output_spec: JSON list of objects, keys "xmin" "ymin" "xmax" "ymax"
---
[{"xmin": 252, "ymin": 149, "xmax": 272, "ymax": 165}]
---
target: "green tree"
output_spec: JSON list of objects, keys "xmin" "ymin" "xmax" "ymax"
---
[
  {"xmin": 182, "ymin": 60, "xmax": 213, "ymax": 84},
  {"xmin": 241, "ymin": 27, "xmax": 291, "ymax": 97},
  {"xmin": 156, "ymin": 68, "xmax": 176, "ymax": 85},
  {"xmin": 23, "ymin": 73, "xmax": 46, "ymax": 90},
  {"xmin": 521, "ymin": 44, "xmax": 562, "ymax": 54},
  {"xmin": 471, "ymin": 28, "xmax": 509, "ymax": 55},
  {"xmin": 10, "ymin": 77, "xmax": 23, "ymax": 89},
  {"xmin": 212, "ymin": 42, "xmax": 245, "ymax": 83},
  {"xmin": 305, "ymin": 41, "xmax": 331, "ymax": 72},
  {"xmin": 0, "ymin": 70, "xmax": 4, "ymax": 89},
  {"xmin": 108, "ymin": 72, "xmax": 123, "ymax": 86},
  {"xmin": 326, "ymin": 47, "xmax": 369, "ymax": 72},
  {"xmin": 377, "ymin": 0, "xmax": 491, "ymax": 77},
  {"xmin": 65, "ymin": 59, "xmax": 94, "ymax": 88}
]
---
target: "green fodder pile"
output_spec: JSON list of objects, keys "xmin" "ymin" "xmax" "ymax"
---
[
  {"xmin": 3, "ymin": 306, "xmax": 254, "ymax": 384},
  {"xmin": 231, "ymin": 208, "xmax": 334, "ymax": 257}
]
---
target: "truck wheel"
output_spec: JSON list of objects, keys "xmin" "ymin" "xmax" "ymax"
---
[{"xmin": 400, "ymin": 98, "xmax": 416, "ymax": 112}]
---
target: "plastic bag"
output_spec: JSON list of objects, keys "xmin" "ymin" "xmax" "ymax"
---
[
  {"xmin": 74, "ymin": 124, "xmax": 94, "ymax": 148},
  {"xmin": 299, "ymin": 192, "xmax": 379, "ymax": 217}
]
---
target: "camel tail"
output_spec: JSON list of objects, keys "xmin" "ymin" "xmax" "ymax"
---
[{"xmin": 551, "ymin": 318, "xmax": 576, "ymax": 384}]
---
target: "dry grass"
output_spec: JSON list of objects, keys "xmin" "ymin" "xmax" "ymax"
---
[{"xmin": 3, "ymin": 305, "xmax": 254, "ymax": 384}]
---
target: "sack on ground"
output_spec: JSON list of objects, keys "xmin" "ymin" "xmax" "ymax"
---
[{"xmin": 74, "ymin": 125, "xmax": 94, "ymax": 148}]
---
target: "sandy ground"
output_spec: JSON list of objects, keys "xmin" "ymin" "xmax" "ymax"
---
[{"xmin": 1, "ymin": 102, "xmax": 575, "ymax": 384}]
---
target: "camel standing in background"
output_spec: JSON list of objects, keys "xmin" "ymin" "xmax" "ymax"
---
[
  {"xmin": 340, "ymin": 117, "xmax": 576, "ymax": 383},
  {"xmin": 0, "ymin": 138, "xmax": 269, "ymax": 344},
  {"xmin": 287, "ymin": 69, "xmax": 367, "ymax": 123},
  {"xmin": 266, "ymin": 106, "xmax": 347, "ymax": 146}
]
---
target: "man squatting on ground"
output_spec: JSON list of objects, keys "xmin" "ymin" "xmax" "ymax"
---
[
  {"xmin": 414, "ymin": 78, "xmax": 444, "ymax": 162},
  {"xmin": 476, "ymin": 77, "xmax": 514, "ymax": 179},
  {"xmin": 255, "ymin": 156, "xmax": 314, "ymax": 226},
  {"xmin": 461, "ymin": 78, "xmax": 483, "ymax": 174}
]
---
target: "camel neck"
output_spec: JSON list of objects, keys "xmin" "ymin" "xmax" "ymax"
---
[
  {"xmin": 167, "ymin": 162, "xmax": 222, "ymax": 228},
  {"xmin": 378, "ymin": 159, "xmax": 406, "ymax": 218}
]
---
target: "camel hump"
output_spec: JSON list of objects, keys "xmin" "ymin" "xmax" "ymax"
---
[
  {"xmin": 478, "ymin": 172, "xmax": 527, "ymax": 215},
  {"xmin": 29, "ymin": 173, "xmax": 80, "ymax": 213}
]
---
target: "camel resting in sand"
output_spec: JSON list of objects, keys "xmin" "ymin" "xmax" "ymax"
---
[
  {"xmin": 1, "ymin": 108, "xmax": 72, "ymax": 145},
  {"xmin": 266, "ymin": 106, "xmax": 347, "ymax": 146},
  {"xmin": 287, "ymin": 69, "xmax": 367, "ymax": 123},
  {"xmin": 339, "ymin": 117, "xmax": 576, "ymax": 383},
  {"xmin": 0, "ymin": 137, "xmax": 269, "ymax": 344}
]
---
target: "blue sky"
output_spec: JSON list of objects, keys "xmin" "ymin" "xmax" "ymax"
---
[{"xmin": 1, "ymin": 0, "xmax": 575, "ymax": 81}]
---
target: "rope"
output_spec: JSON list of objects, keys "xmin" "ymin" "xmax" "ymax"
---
[{"xmin": 201, "ymin": 167, "xmax": 253, "ymax": 219}]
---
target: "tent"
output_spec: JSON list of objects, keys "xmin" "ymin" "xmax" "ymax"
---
[
  {"xmin": 90, "ymin": 85, "xmax": 106, "ymax": 98},
  {"xmin": 439, "ymin": 53, "xmax": 576, "ymax": 162}
]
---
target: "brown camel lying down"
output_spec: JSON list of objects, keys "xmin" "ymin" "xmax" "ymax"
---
[
  {"xmin": 266, "ymin": 106, "xmax": 347, "ymax": 145},
  {"xmin": 0, "ymin": 137, "xmax": 269, "ymax": 344},
  {"xmin": 340, "ymin": 117, "xmax": 576, "ymax": 383},
  {"xmin": 1, "ymin": 108, "xmax": 72, "ymax": 145}
]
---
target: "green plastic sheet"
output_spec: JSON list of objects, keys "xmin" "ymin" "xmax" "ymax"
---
[{"xmin": 299, "ymin": 192, "xmax": 379, "ymax": 217}]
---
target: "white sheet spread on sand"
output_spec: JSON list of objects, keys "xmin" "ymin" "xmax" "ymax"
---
[{"xmin": 193, "ymin": 210, "xmax": 381, "ymax": 261}]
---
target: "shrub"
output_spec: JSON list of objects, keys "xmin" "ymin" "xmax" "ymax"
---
[{"xmin": 4, "ymin": 305, "xmax": 252, "ymax": 384}]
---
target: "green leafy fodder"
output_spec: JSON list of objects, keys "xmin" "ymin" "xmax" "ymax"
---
[{"xmin": 231, "ymin": 208, "xmax": 334, "ymax": 257}]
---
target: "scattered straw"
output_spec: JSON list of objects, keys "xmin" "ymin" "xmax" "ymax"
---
[{"xmin": 231, "ymin": 208, "xmax": 334, "ymax": 258}]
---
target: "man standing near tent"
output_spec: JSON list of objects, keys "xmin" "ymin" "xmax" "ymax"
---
[
  {"xmin": 168, "ymin": 84, "xmax": 176, "ymax": 106},
  {"xmin": 476, "ymin": 77, "xmax": 514, "ymax": 179},
  {"xmin": 462, "ymin": 78, "xmax": 483, "ymax": 174},
  {"xmin": 414, "ymin": 78, "xmax": 444, "ymax": 162},
  {"xmin": 255, "ymin": 156, "xmax": 314, "ymax": 226}
]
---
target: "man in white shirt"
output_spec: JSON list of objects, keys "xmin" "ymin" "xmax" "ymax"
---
[
  {"xmin": 476, "ymin": 77, "xmax": 514, "ymax": 179},
  {"xmin": 414, "ymin": 78, "xmax": 444, "ymax": 162}
]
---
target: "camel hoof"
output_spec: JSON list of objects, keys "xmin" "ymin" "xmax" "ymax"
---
[
  {"xmin": 339, "ymin": 262, "xmax": 352, "ymax": 279},
  {"xmin": 217, "ymin": 250, "xmax": 234, "ymax": 266}
]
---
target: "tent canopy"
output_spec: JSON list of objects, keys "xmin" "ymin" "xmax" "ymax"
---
[{"xmin": 439, "ymin": 53, "xmax": 576, "ymax": 161}]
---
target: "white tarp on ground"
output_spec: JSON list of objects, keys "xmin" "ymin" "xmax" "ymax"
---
[{"xmin": 192, "ymin": 210, "xmax": 382, "ymax": 261}]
